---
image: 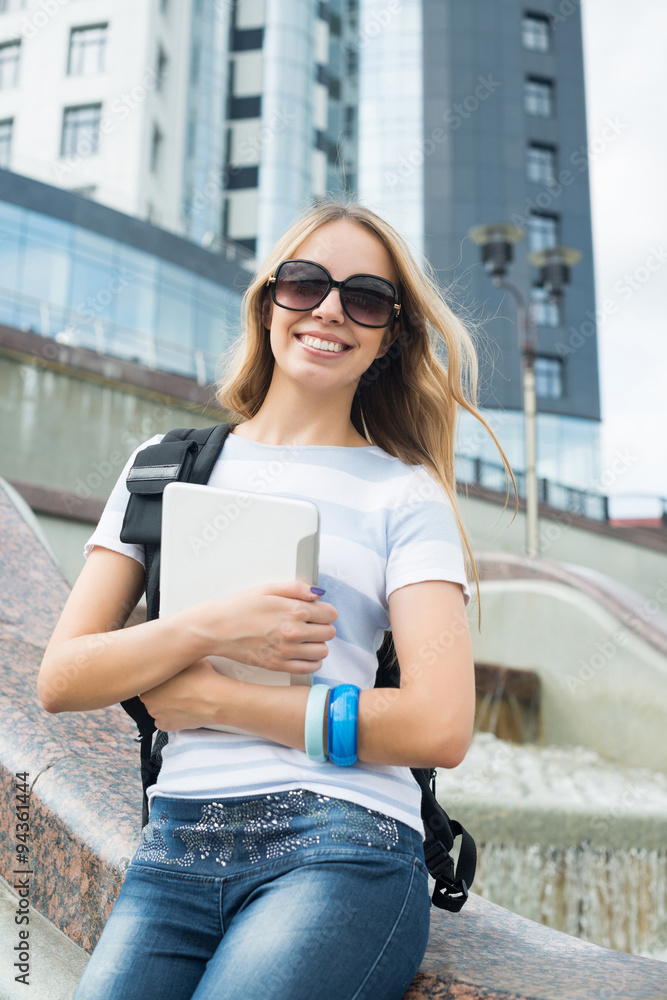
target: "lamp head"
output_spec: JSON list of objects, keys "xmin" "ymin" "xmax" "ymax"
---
[
  {"xmin": 528, "ymin": 245, "xmax": 582, "ymax": 300},
  {"xmin": 468, "ymin": 224, "xmax": 524, "ymax": 279}
]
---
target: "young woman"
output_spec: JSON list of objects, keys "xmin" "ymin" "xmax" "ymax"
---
[{"xmin": 39, "ymin": 202, "xmax": 510, "ymax": 1000}]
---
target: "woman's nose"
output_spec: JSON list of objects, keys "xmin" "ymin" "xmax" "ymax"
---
[{"xmin": 312, "ymin": 287, "xmax": 345, "ymax": 323}]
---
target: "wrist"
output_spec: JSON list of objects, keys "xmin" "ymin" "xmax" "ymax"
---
[
  {"xmin": 205, "ymin": 669, "xmax": 237, "ymax": 726},
  {"xmin": 180, "ymin": 599, "xmax": 229, "ymax": 660}
]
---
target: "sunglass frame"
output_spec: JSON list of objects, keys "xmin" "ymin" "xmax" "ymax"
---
[{"xmin": 267, "ymin": 259, "xmax": 401, "ymax": 329}]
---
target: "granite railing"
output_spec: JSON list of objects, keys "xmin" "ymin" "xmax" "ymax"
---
[{"xmin": 1, "ymin": 479, "xmax": 666, "ymax": 999}]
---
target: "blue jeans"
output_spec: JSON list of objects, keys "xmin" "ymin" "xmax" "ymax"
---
[{"xmin": 73, "ymin": 789, "xmax": 430, "ymax": 1000}]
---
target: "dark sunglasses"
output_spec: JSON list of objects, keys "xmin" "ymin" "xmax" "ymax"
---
[{"xmin": 267, "ymin": 259, "xmax": 401, "ymax": 328}]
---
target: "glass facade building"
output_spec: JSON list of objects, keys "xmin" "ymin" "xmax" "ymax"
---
[
  {"xmin": 420, "ymin": 0, "xmax": 601, "ymax": 490},
  {"xmin": 0, "ymin": 169, "xmax": 246, "ymax": 384},
  {"xmin": 181, "ymin": 0, "xmax": 230, "ymax": 248},
  {"xmin": 357, "ymin": 0, "xmax": 424, "ymax": 256}
]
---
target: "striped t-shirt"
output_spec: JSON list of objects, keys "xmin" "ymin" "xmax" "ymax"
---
[{"xmin": 84, "ymin": 429, "xmax": 471, "ymax": 837}]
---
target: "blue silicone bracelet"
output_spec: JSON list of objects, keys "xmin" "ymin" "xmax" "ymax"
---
[
  {"xmin": 327, "ymin": 684, "xmax": 360, "ymax": 766},
  {"xmin": 304, "ymin": 683, "xmax": 330, "ymax": 762}
]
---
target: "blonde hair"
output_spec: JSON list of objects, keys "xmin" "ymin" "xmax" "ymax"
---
[{"xmin": 216, "ymin": 201, "xmax": 515, "ymax": 621}]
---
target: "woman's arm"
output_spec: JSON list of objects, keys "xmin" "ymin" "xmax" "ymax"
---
[
  {"xmin": 140, "ymin": 579, "xmax": 475, "ymax": 770},
  {"xmin": 38, "ymin": 546, "xmax": 337, "ymax": 714}
]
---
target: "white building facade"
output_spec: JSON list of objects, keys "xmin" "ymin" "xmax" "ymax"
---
[{"xmin": 0, "ymin": 0, "xmax": 193, "ymax": 231}]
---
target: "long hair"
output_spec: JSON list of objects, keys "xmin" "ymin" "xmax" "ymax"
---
[{"xmin": 216, "ymin": 201, "xmax": 516, "ymax": 622}]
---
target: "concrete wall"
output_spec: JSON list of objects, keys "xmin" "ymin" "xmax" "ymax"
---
[
  {"xmin": 0, "ymin": 350, "xmax": 220, "ymax": 584},
  {"xmin": 469, "ymin": 578, "xmax": 667, "ymax": 773},
  {"xmin": 460, "ymin": 492, "xmax": 667, "ymax": 605}
]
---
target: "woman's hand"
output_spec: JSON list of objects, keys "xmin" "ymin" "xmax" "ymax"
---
[
  {"xmin": 139, "ymin": 657, "xmax": 229, "ymax": 731},
  {"xmin": 185, "ymin": 581, "xmax": 337, "ymax": 675}
]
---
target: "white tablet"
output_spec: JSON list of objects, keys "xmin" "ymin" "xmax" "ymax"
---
[{"xmin": 160, "ymin": 481, "xmax": 320, "ymax": 733}]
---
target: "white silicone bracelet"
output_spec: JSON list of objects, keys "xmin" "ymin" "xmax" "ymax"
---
[{"xmin": 304, "ymin": 683, "xmax": 330, "ymax": 762}]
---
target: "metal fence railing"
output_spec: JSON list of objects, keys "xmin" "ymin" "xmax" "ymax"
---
[
  {"xmin": 1, "ymin": 286, "xmax": 228, "ymax": 386},
  {"xmin": 457, "ymin": 456, "xmax": 666, "ymax": 526}
]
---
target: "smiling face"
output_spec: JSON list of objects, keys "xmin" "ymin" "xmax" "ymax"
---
[{"xmin": 264, "ymin": 219, "xmax": 401, "ymax": 398}]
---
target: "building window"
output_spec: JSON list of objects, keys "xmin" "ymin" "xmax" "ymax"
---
[
  {"xmin": 228, "ymin": 95, "xmax": 261, "ymax": 119},
  {"xmin": 156, "ymin": 45, "xmax": 168, "ymax": 91},
  {"xmin": 150, "ymin": 123, "xmax": 163, "ymax": 174},
  {"xmin": 525, "ymin": 77, "xmax": 553, "ymax": 117},
  {"xmin": 68, "ymin": 25, "xmax": 107, "ymax": 76},
  {"xmin": 0, "ymin": 118, "xmax": 12, "ymax": 168},
  {"xmin": 226, "ymin": 165, "xmax": 258, "ymax": 189},
  {"xmin": 522, "ymin": 13, "xmax": 551, "ymax": 52},
  {"xmin": 0, "ymin": 41, "xmax": 20, "ymax": 90},
  {"xmin": 61, "ymin": 105, "xmax": 102, "ymax": 157},
  {"xmin": 534, "ymin": 355, "xmax": 563, "ymax": 397},
  {"xmin": 531, "ymin": 287, "xmax": 561, "ymax": 329},
  {"xmin": 528, "ymin": 212, "xmax": 558, "ymax": 252},
  {"xmin": 527, "ymin": 143, "xmax": 557, "ymax": 184},
  {"xmin": 231, "ymin": 27, "xmax": 265, "ymax": 51}
]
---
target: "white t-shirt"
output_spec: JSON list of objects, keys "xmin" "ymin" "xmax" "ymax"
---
[{"xmin": 85, "ymin": 430, "xmax": 471, "ymax": 837}]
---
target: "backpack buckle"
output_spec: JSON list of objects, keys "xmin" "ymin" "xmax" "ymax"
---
[
  {"xmin": 423, "ymin": 837, "xmax": 469, "ymax": 912},
  {"xmin": 423, "ymin": 837, "xmax": 455, "ymax": 882},
  {"xmin": 432, "ymin": 876, "xmax": 469, "ymax": 913}
]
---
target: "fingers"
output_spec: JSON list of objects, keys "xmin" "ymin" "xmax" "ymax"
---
[
  {"xmin": 257, "ymin": 580, "xmax": 338, "ymax": 623},
  {"xmin": 288, "ymin": 659, "xmax": 324, "ymax": 675},
  {"xmin": 260, "ymin": 579, "xmax": 332, "ymax": 605},
  {"xmin": 258, "ymin": 579, "xmax": 316, "ymax": 599}
]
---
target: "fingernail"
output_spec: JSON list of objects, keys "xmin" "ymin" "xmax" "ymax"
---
[{"xmin": 311, "ymin": 587, "xmax": 326, "ymax": 595}]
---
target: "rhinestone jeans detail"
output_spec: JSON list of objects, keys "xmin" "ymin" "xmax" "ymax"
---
[{"xmin": 135, "ymin": 790, "xmax": 400, "ymax": 868}]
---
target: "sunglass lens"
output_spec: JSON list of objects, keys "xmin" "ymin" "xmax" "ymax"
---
[
  {"xmin": 274, "ymin": 262, "xmax": 329, "ymax": 311},
  {"xmin": 344, "ymin": 276, "xmax": 395, "ymax": 326}
]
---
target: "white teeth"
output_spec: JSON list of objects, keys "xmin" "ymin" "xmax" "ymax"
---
[{"xmin": 300, "ymin": 335, "xmax": 346, "ymax": 353}]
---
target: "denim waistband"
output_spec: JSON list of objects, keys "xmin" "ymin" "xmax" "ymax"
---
[{"xmin": 133, "ymin": 789, "xmax": 424, "ymax": 876}]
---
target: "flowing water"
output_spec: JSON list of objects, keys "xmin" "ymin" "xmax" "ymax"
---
[{"xmin": 436, "ymin": 733, "xmax": 667, "ymax": 959}]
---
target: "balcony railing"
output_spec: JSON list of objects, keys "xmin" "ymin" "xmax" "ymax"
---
[
  {"xmin": 457, "ymin": 456, "xmax": 667, "ymax": 527},
  {"xmin": 0, "ymin": 286, "xmax": 229, "ymax": 386}
]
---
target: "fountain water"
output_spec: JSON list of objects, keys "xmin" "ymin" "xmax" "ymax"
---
[{"xmin": 437, "ymin": 733, "xmax": 667, "ymax": 959}]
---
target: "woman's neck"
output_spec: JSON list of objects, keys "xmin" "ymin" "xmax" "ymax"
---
[{"xmin": 231, "ymin": 385, "xmax": 369, "ymax": 448}]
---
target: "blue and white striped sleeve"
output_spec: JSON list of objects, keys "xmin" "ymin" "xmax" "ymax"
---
[
  {"xmin": 83, "ymin": 434, "xmax": 164, "ymax": 567},
  {"xmin": 385, "ymin": 468, "xmax": 471, "ymax": 606}
]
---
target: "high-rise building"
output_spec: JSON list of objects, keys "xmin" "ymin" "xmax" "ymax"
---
[
  {"xmin": 0, "ymin": 0, "xmax": 600, "ymax": 488},
  {"xmin": 420, "ymin": 1, "xmax": 601, "ymax": 490}
]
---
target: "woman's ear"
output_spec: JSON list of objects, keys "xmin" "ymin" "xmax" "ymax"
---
[{"xmin": 261, "ymin": 294, "xmax": 273, "ymax": 331}]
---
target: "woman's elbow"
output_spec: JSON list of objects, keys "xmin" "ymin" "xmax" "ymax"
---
[
  {"xmin": 37, "ymin": 661, "xmax": 68, "ymax": 714},
  {"xmin": 432, "ymin": 721, "xmax": 473, "ymax": 769}
]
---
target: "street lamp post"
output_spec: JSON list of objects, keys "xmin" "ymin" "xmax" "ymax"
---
[{"xmin": 468, "ymin": 224, "xmax": 581, "ymax": 557}]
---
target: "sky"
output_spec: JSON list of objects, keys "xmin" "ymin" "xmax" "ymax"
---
[{"xmin": 580, "ymin": 0, "xmax": 667, "ymax": 506}]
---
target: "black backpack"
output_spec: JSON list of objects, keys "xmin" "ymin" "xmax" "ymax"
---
[{"xmin": 118, "ymin": 423, "xmax": 476, "ymax": 912}]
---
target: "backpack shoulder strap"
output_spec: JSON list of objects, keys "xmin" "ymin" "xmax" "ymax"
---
[
  {"xmin": 120, "ymin": 423, "xmax": 232, "ymax": 614},
  {"xmin": 415, "ymin": 767, "xmax": 477, "ymax": 912},
  {"xmin": 142, "ymin": 423, "xmax": 231, "ymax": 619},
  {"xmin": 119, "ymin": 423, "xmax": 232, "ymax": 825}
]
